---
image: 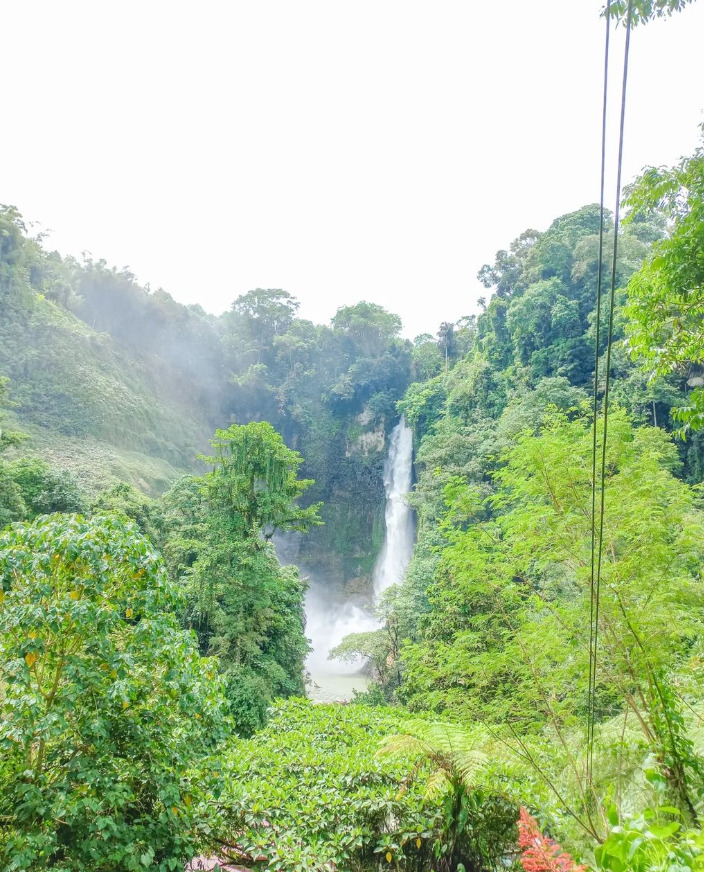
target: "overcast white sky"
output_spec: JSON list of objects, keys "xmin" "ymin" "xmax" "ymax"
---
[{"xmin": 2, "ymin": 1, "xmax": 703, "ymax": 338}]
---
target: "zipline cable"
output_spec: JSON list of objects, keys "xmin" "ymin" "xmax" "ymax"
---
[
  {"xmin": 587, "ymin": 0, "xmax": 612, "ymax": 785},
  {"xmin": 587, "ymin": 0, "xmax": 634, "ymax": 790}
]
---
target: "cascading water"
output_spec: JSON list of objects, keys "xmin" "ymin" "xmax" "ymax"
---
[
  {"xmin": 281, "ymin": 417, "xmax": 415, "ymax": 702},
  {"xmin": 372, "ymin": 417, "xmax": 415, "ymax": 597}
]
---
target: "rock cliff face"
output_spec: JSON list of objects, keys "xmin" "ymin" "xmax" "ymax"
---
[
  {"xmin": 346, "ymin": 410, "xmax": 385, "ymax": 456},
  {"xmin": 297, "ymin": 408, "xmax": 390, "ymax": 590}
]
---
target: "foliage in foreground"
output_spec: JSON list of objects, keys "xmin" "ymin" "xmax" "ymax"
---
[
  {"xmin": 0, "ymin": 513, "xmax": 229, "ymax": 872},
  {"xmin": 517, "ymin": 807, "xmax": 584, "ymax": 872},
  {"xmin": 212, "ymin": 699, "xmax": 517, "ymax": 872}
]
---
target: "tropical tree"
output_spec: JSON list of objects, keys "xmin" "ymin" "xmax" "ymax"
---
[
  {"xmin": 332, "ymin": 301, "xmax": 403, "ymax": 358},
  {"xmin": 624, "ymin": 138, "xmax": 704, "ymax": 432},
  {"xmin": 93, "ymin": 480, "xmax": 163, "ymax": 543},
  {"xmin": 380, "ymin": 721, "xmax": 517, "ymax": 872},
  {"xmin": 203, "ymin": 420, "xmax": 321, "ymax": 537},
  {"xmin": 226, "ymin": 288, "xmax": 300, "ymax": 368},
  {"xmin": 162, "ymin": 422, "xmax": 321, "ymax": 735},
  {"xmin": 607, "ymin": 0, "xmax": 697, "ymax": 25},
  {"xmin": 7, "ymin": 458, "xmax": 85, "ymax": 518},
  {"xmin": 0, "ymin": 513, "xmax": 228, "ymax": 871},
  {"xmin": 412, "ymin": 335, "xmax": 444, "ymax": 382}
]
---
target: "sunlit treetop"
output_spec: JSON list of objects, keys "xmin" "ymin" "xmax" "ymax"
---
[
  {"xmin": 605, "ymin": 0, "xmax": 697, "ymax": 26},
  {"xmin": 203, "ymin": 420, "xmax": 322, "ymax": 537}
]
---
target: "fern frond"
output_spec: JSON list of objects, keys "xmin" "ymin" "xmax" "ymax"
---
[{"xmin": 425, "ymin": 769, "xmax": 452, "ymax": 799}]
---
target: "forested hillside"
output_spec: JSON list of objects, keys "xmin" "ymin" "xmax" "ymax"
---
[{"xmin": 3, "ymin": 134, "xmax": 704, "ymax": 866}]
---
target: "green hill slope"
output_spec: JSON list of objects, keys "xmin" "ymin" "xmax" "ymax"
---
[{"xmin": 0, "ymin": 208, "xmax": 214, "ymax": 494}]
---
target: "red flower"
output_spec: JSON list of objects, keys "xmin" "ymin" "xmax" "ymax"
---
[{"xmin": 517, "ymin": 807, "xmax": 586, "ymax": 872}]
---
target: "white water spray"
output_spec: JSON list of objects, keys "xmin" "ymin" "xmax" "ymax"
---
[
  {"xmin": 274, "ymin": 534, "xmax": 379, "ymax": 701},
  {"xmin": 372, "ymin": 417, "xmax": 415, "ymax": 596},
  {"xmin": 304, "ymin": 582, "xmax": 379, "ymax": 678}
]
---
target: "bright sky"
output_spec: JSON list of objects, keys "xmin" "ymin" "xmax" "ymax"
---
[{"xmin": 2, "ymin": 1, "xmax": 702, "ymax": 339}]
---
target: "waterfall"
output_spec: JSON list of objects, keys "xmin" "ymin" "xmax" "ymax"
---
[
  {"xmin": 279, "ymin": 417, "xmax": 415, "ymax": 701},
  {"xmin": 372, "ymin": 416, "xmax": 415, "ymax": 596}
]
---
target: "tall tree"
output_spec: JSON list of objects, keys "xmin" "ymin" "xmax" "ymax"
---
[
  {"xmin": 164, "ymin": 422, "xmax": 321, "ymax": 735},
  {"xmin": 204, "ymin": 420, "xmax": 321, "ymax": 537},
  {"xmin": 624, "ymin": 139, "xmax": 704, "ymax": 432},
  {"xmin": 331, "ymin": 301, "xmax": 402, "ymax": 358}
]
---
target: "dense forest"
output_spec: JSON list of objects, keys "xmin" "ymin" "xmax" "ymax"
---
[
  {"xmin": 0, "ymin": 202, "xmax": 412, "ymax": 583},
  {"xmin": 3, "ymin": 1, "xmax": 704, "ymax": 870}
]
